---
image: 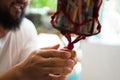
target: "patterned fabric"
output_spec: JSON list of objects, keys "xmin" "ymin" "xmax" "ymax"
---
[
  {"xmin": 51, "ymin": 0, "xmax": 102, "ymax": 49},
  {"xmin": 51, "ymin": 0, "xmax": 102, "ymax": 36}
]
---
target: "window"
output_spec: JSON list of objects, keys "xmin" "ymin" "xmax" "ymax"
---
[{"xmin": 88, "ymin": 0, "xmax": 120, "ymax": 45}]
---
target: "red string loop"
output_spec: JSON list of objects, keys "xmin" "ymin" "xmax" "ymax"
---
[{"xmin": 63, "ymin": 33, "xmax": 86, "ymax": 50}]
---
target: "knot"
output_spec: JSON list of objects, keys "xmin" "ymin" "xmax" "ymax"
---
[{"xmin": 67, "ymin": 43, "xmax": 74, "ymax": 50}]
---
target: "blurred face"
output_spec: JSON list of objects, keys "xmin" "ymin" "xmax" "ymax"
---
[{"xmin": 0, "ymin": 0, "xmax": 28, "ymax": 30}]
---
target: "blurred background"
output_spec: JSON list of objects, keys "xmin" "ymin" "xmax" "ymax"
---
[{"xmin": 25, "ymin": 0, "xmax": 120, "ymax": 80}]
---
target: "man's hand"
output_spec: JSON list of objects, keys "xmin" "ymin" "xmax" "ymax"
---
[
  {"xmin": 19, "ymin": 44, "xmax": 76, "ymax": 80},
  {"xmin": 0, "ymin": 44, "xmax": 77, "ymax": 80}
]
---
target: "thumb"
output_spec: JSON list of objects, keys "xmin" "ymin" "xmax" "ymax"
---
[{"xmin": 40, "ymin": 44, "xmax": 60, "ymax": 50}]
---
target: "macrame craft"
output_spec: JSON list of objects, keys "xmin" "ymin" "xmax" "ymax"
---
[{"xmin": 51, "ymin": 0, "xmax": 103, "ymax": 50}]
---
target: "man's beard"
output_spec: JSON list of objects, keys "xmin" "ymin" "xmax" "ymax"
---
[{"xmin": 0, "ymin": 7, "xmax": 24, "ymax": 31}]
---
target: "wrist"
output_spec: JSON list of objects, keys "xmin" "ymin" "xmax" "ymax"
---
[{"xmin": 0, "ymin": 66, "xmax": 24, "ymax": 80}]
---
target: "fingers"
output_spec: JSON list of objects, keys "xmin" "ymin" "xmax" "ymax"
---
[
  {"xmin": 36, "ymin": 50, "xmax": 71, "ymax": 59},
  {"xmin": 41, "ymin": 74, "xmax": 66, "ymax": 80},
  {"xmin": 20, "ymin": 46, "xmax": 78, "ymax": 80},
  {"xmin": 39, "ymin": 58, "xmax": 75, "ymax": 68},
  {"xmin": 60, "ymin": 48, "xmax": 78, "ymax": 65},
  {"xmin": 41, "ymin": 67, "xmax": 72, "ymax": 75},
  {"xmin": 34, "ymin": 48, "xmax": 77, "ymax": 68},
  {"xmin": 40, "ymin": 44, "xmax": 60, "ymax": 50},
  {"xmin": 29, "ymin": 56, "xmax": 75, "ymax": 75},
  {"xmin": 60, "ymin": 48, "xmax": 76, "ymax": 58},
  {"xmin": 49, "ymin": 74, "xmax": 66, "ymax": 80}
]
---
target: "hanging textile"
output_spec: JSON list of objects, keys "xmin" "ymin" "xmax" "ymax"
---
[{"xmin": 51, "ymin": 0, "xmax": 103, "ymax": 50}]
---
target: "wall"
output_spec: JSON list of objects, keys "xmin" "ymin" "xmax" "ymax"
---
[{"xmin": 80, "ymin": 41, "xmax": 120, "ymax": 80}]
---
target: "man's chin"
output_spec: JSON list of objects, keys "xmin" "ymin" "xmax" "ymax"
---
[
  {"xmin": 8, "ymin": 16, "xmax": 24, "ymax": 30},
  {"xmin": 0, "ymin": 7, "xmax": 25, "ymax": 30},
  {"xmin": 0, "ymin": 13, "xmax": 24, "ymax": 30}
]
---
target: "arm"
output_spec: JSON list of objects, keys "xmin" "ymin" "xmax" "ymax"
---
[
  {"xmin": 0, "ymin": 66, "xmax": 23, "ymax": 80},
  {"xmin": 0, "ymin": 45, "xmax": 76, "ymax": 80}
]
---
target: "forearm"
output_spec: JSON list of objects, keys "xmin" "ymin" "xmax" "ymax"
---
[{"xmin": 0, "ymin": 66, "xmax": 22, "ymax": 80}]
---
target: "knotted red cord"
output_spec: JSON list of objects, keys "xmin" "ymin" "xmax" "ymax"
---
[
  {"xmin": 51, "ymin": 0, "xmax": 102, "ymax": 50},
  {"xmin": 63, "ymin": 32, "xmax": 86, "ymax": 50}
]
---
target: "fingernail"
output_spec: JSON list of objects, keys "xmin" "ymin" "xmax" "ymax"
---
[
  {"xmin": 65, "ymin": 67, "xmax": 72, "ymax": 73},
  {"xmin": 68, "ymin": 59, "xmax": 74, "ymax": 66},
  {"xmin": 65, "ymin": 52, "xmax": 71, "ymax": 58}
]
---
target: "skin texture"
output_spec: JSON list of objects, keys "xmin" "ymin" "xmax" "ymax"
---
[
  {"xmin": 0, "ymin": 44, "xmax": 76, "ymax": 80},
  {"xmin": 0, "ymin": 0, "xmax": 28, "ymax": 30},
  {"xmin": 0, "ymin": 0, "xmax": 77, "ymax": 80}
]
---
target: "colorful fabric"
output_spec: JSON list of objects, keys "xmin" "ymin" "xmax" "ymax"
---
[{"xmin": 51, "ymin": 0, "xmax": 102, "ymax": 49}]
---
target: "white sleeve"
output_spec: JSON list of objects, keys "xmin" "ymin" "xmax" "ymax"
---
[{"xmin": 17, "ymin": 18, "xmax": 39, "ymax": 63}]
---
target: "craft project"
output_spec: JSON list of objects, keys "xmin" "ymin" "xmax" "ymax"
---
[{"xmin": 51, "ymin": 0, "xmax": 102, "ymax": 50}]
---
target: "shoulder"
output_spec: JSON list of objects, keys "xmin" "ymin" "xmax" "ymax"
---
[
  {"xmin": 20, "ymin": 18, "xmax": 36, "ymax": 32},
  {"xmin": 19, "ymin": 18, "xmax": 38, "ymax": 38},
  {"xmin": 10, "ymin": 18, "xmax": 38, "ymax": 44}
]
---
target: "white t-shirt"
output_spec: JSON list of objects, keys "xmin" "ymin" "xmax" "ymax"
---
[{"xmin": 0, "ymin": 18, "xmax": 39, "ymax": 73}]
